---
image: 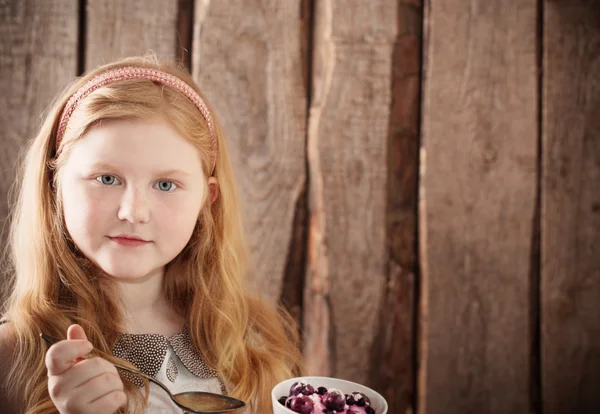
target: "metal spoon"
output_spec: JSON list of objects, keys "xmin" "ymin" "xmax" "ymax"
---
[{"xmin": 40, "ymin": 333, "xmax": 245, "ymax": 413}]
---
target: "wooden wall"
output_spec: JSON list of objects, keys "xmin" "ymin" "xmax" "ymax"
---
[
  {"xmin": 1, "ymin": 1, "xmax": 599, "ymax": 413},
  {"xmin": 542, "ymin": 2, "xmax": 600, "ymax": 413}
]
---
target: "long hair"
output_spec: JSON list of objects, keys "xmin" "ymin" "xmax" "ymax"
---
[{"xmin": 1, "ymin": 54, "xmax": 304, "ymax": 413}]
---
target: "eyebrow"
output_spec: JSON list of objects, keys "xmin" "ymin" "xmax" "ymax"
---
[{"xmin": 88, "ymin": 162, "xmax": 192, "ymax": 177}]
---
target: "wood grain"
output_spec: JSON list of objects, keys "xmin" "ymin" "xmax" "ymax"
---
[
  {"xmin": 369, "ymin": 0, "xmax": 422, "ymax": 412},
  {"xmin": 85, "ymin": 0, "xmax": 178, "ymax": 69},
  {"xmin": 542, "ymin": 2, "xmax": 600, "ymax": 413},
  {"xmin": 0, "ymin": 0, "xmax": 78, "ymax": 298},
  {"xmin": 419, "ymin": 1, "xmax": 538, "ymax": 412},
  {"xmin": 176, "ymin": 0, "xmax": 194, "ymax": 69},
  {"xmin": 278, "ymin": 0, "xmax": 313, "ymax": 331},
  {"xmin": 191, "ymin": 1, "xmax": 307, "ymax": 304},
  {"xmin": 304, "ymin": 0, "xmax": 396, "ymax": 385}
]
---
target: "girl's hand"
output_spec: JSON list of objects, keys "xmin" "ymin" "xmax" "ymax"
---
[{"xmin": 45, "ymin": 324, "xmax": 127, "ymax": 414}]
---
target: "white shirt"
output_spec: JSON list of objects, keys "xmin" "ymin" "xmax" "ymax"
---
[
  {"xmin": 144, "ymin": 343, "xmax": 227, "ymax": 413},
  {"xmin": 112, "ymin": 326, "xmax": 251, "ymax": 413}
]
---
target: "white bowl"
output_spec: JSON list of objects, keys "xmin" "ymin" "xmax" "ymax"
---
[{"xmin": 271, "ymin": 376, "xmax": 388, "ymax": 414}]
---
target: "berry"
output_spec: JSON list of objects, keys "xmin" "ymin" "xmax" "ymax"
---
[
  {"xmin": 278, "ymin": 396, "xmax": 287, "ymax": 406},
  {"xmin": 346, "ymin": 393, "xmax": 356, "ymax": 405},
  {"xmin": 365, "ymin": 406, "xmax": 376, "ymax": 414},
  {"xmin": 352, "ymin": 392, "xmax": 370, "ymax": 407},
  {"xmin": 290, "ymin": 381, "xmax": 316, "ymax": 396},
  {"xmin": 323, "ymin": 389, "xmax": 346, "ymax": 411},
  {"xmin": 317, "ymin": 386, "xmax": 328, "ymax": 395},
  {"xmin": 288, "ymin": 395, "xmax": 315, "ymax": 414}
]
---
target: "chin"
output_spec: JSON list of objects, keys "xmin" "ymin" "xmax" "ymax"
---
[{"xmin": 98, "ymin": 263, "xmax": 162, "ymax": 281}]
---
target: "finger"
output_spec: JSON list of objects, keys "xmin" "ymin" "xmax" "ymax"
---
[
  {"xmin": 48, "ymin": 356, "xmax": 118, "ymax": 397},
  {"xmin": 45, "ymin": 340, "xmax": 93, "ymax": 376},
  {"xmin": 67, "ymin": 324, "xmax": 88, "ymax": 341},
  {"xmin": 67, "ymin": 324, "xmax": 91, "ymax": 363},
  {"xmin": 88, "ymin": 391, "xmax": 127, "ymax": 414},
  {"xmin": 77, "ymin": 371, "xmax": 124, "ymax": 405}
]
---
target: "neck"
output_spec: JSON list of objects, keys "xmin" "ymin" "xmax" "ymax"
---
[{"xmin": 110, "ymin": 268, "xmax": 184, "ymax": 336}]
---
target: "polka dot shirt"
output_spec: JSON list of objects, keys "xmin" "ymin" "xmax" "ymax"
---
[{"xmin": 112, "ymin": 324, "xmax": 231, "ymax": 413}]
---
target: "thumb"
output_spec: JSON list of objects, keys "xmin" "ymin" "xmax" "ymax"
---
[{"xmin": 67, "ymin": 324, "xmax": 88, "ymax": 341}]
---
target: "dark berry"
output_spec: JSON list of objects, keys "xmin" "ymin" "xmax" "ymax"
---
[
  {"xmin": 323, "ymin": 389, "xmax": 346, "ymax": 411},
  {"xmin": 278, "ymin": 396, "xmax": 287, "ymax": 406},
  {"xmin": 346, "ymin": 393, "xmax": 356, "ymax": 405},
  {"xmin": 352, "ymin": 392, "xmax": 370, "ymax": 407},
  {"xmin": 290, "ymin": 381, "xmax": 316, "ymax": 396},
  {"xmin": 288, "ymin": 395, "xmax": 315, "ymax": 414},
  {"xmin": 286, "ymin": 397, "xmax": 293, "ymax": 408},
  {"xmin": 365, "ymin": 406, "xmax": 376, "ymax": 414},
  {"xmin": 317, "ymin": 386, "xmax": 328, "ymax": 395}
]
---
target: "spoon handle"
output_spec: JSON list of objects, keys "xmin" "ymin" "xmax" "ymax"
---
[
  {"xmin": 39, "ymin": 333, "xmax": 175, "ymax": 398},
  {"xmin": 110, "ymin": 360, "xmax": 174, "ymax": 396}
]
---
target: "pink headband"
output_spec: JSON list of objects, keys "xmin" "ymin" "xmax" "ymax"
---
[{"xmin": 56, "ymin": 66, "xmax": 217, "ymax": 175}]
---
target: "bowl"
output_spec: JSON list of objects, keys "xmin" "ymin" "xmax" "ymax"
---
[{"xmin": 271, "ymin": 376, "xmax": 388, "ymax": 414}]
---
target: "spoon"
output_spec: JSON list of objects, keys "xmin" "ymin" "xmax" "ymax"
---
[{"xmin": 40, "ymin": 333, "xmax": 246, "ymax": 413}]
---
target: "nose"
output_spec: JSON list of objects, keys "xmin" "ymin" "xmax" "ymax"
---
[{"xmin": 117, "ymin": 186, "xmax": 150, "ymax": 224}]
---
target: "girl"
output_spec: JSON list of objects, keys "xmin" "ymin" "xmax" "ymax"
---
[{"xmin": 0, "ymin": 54, "xmax": 304, "ymax": 413}]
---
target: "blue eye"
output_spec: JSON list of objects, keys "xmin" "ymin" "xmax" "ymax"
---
[
  {"xmin": 96, "ymin": 175, "xmax": 121, "ymax": 185},
  {"xmin": 155, "ymin": 180, "xmax": 177, "ymax": 192}
]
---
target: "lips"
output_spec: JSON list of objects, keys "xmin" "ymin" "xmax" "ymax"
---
[{"xmin": 109, "ymin": 235, "xmax": 150, "ymax": 247}]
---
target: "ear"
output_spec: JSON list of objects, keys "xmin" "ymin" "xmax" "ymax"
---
[{"xmin": 207, "ymin": 177, "xmax": 219, "ymax": 205}]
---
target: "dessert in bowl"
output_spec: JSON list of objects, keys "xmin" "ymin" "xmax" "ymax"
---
[{"xmin": 271, "ymin": 376, "xmax": 388, "ymax": 414}]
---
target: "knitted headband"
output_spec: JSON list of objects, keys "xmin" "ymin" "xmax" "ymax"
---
[{"xmin": 55, "ymin": 66, "xmax": 217, "ymax": 175}]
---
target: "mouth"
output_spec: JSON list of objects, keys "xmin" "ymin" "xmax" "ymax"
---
[{"xmin": 109, "ymin": 235, "xmax": 150, "ymax": 246}]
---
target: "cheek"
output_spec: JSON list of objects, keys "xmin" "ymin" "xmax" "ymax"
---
[
  {"xmin": 62, "ymin": 184, "xmax": 114, "ymax": 239},
  {"xmin": 155, "ymin": 197, "xmax": 202, "ymax": 242}
]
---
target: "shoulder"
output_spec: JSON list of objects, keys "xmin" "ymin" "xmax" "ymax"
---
[{"xmin": 0, "ymin": 321, "xmax": 23, "ymax": 414}]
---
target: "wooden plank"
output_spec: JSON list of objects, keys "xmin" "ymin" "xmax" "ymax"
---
[
  {"xmin": 419, "ymin": 1, "xmax": 538, "ymax": 413},
  {"xmin": 542, "ymin": 2, "xmax": 600, "ymax": 413},
  {"xmin": 85, "ymin": 0, "xmax": 178, "ymax": 69},
  {"xmin": 368, "ymin": 0, "xmax": 422, "ymax": 412},
  {"xmin": 0, "ymin": 0, "xmax": 79, "ymax": 298},
  {"xmin": 191, "ymin": 1, "xmax": 307, "ymax": 304},
  {"xmin": 278, "ymin": 0, "xmax": 313, "ymax": 330},
  {"xmin": 304, "ymin": 0, "xmax": 396, "ymax": 386},
  {"xmin": 176, "ymin": 0, "xmax": 194, "ymax": 69}
]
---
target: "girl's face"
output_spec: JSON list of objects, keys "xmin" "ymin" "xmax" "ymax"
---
[{"xmin": 59, "ymin": 117, "xmax": 207, "ymax": 281}]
